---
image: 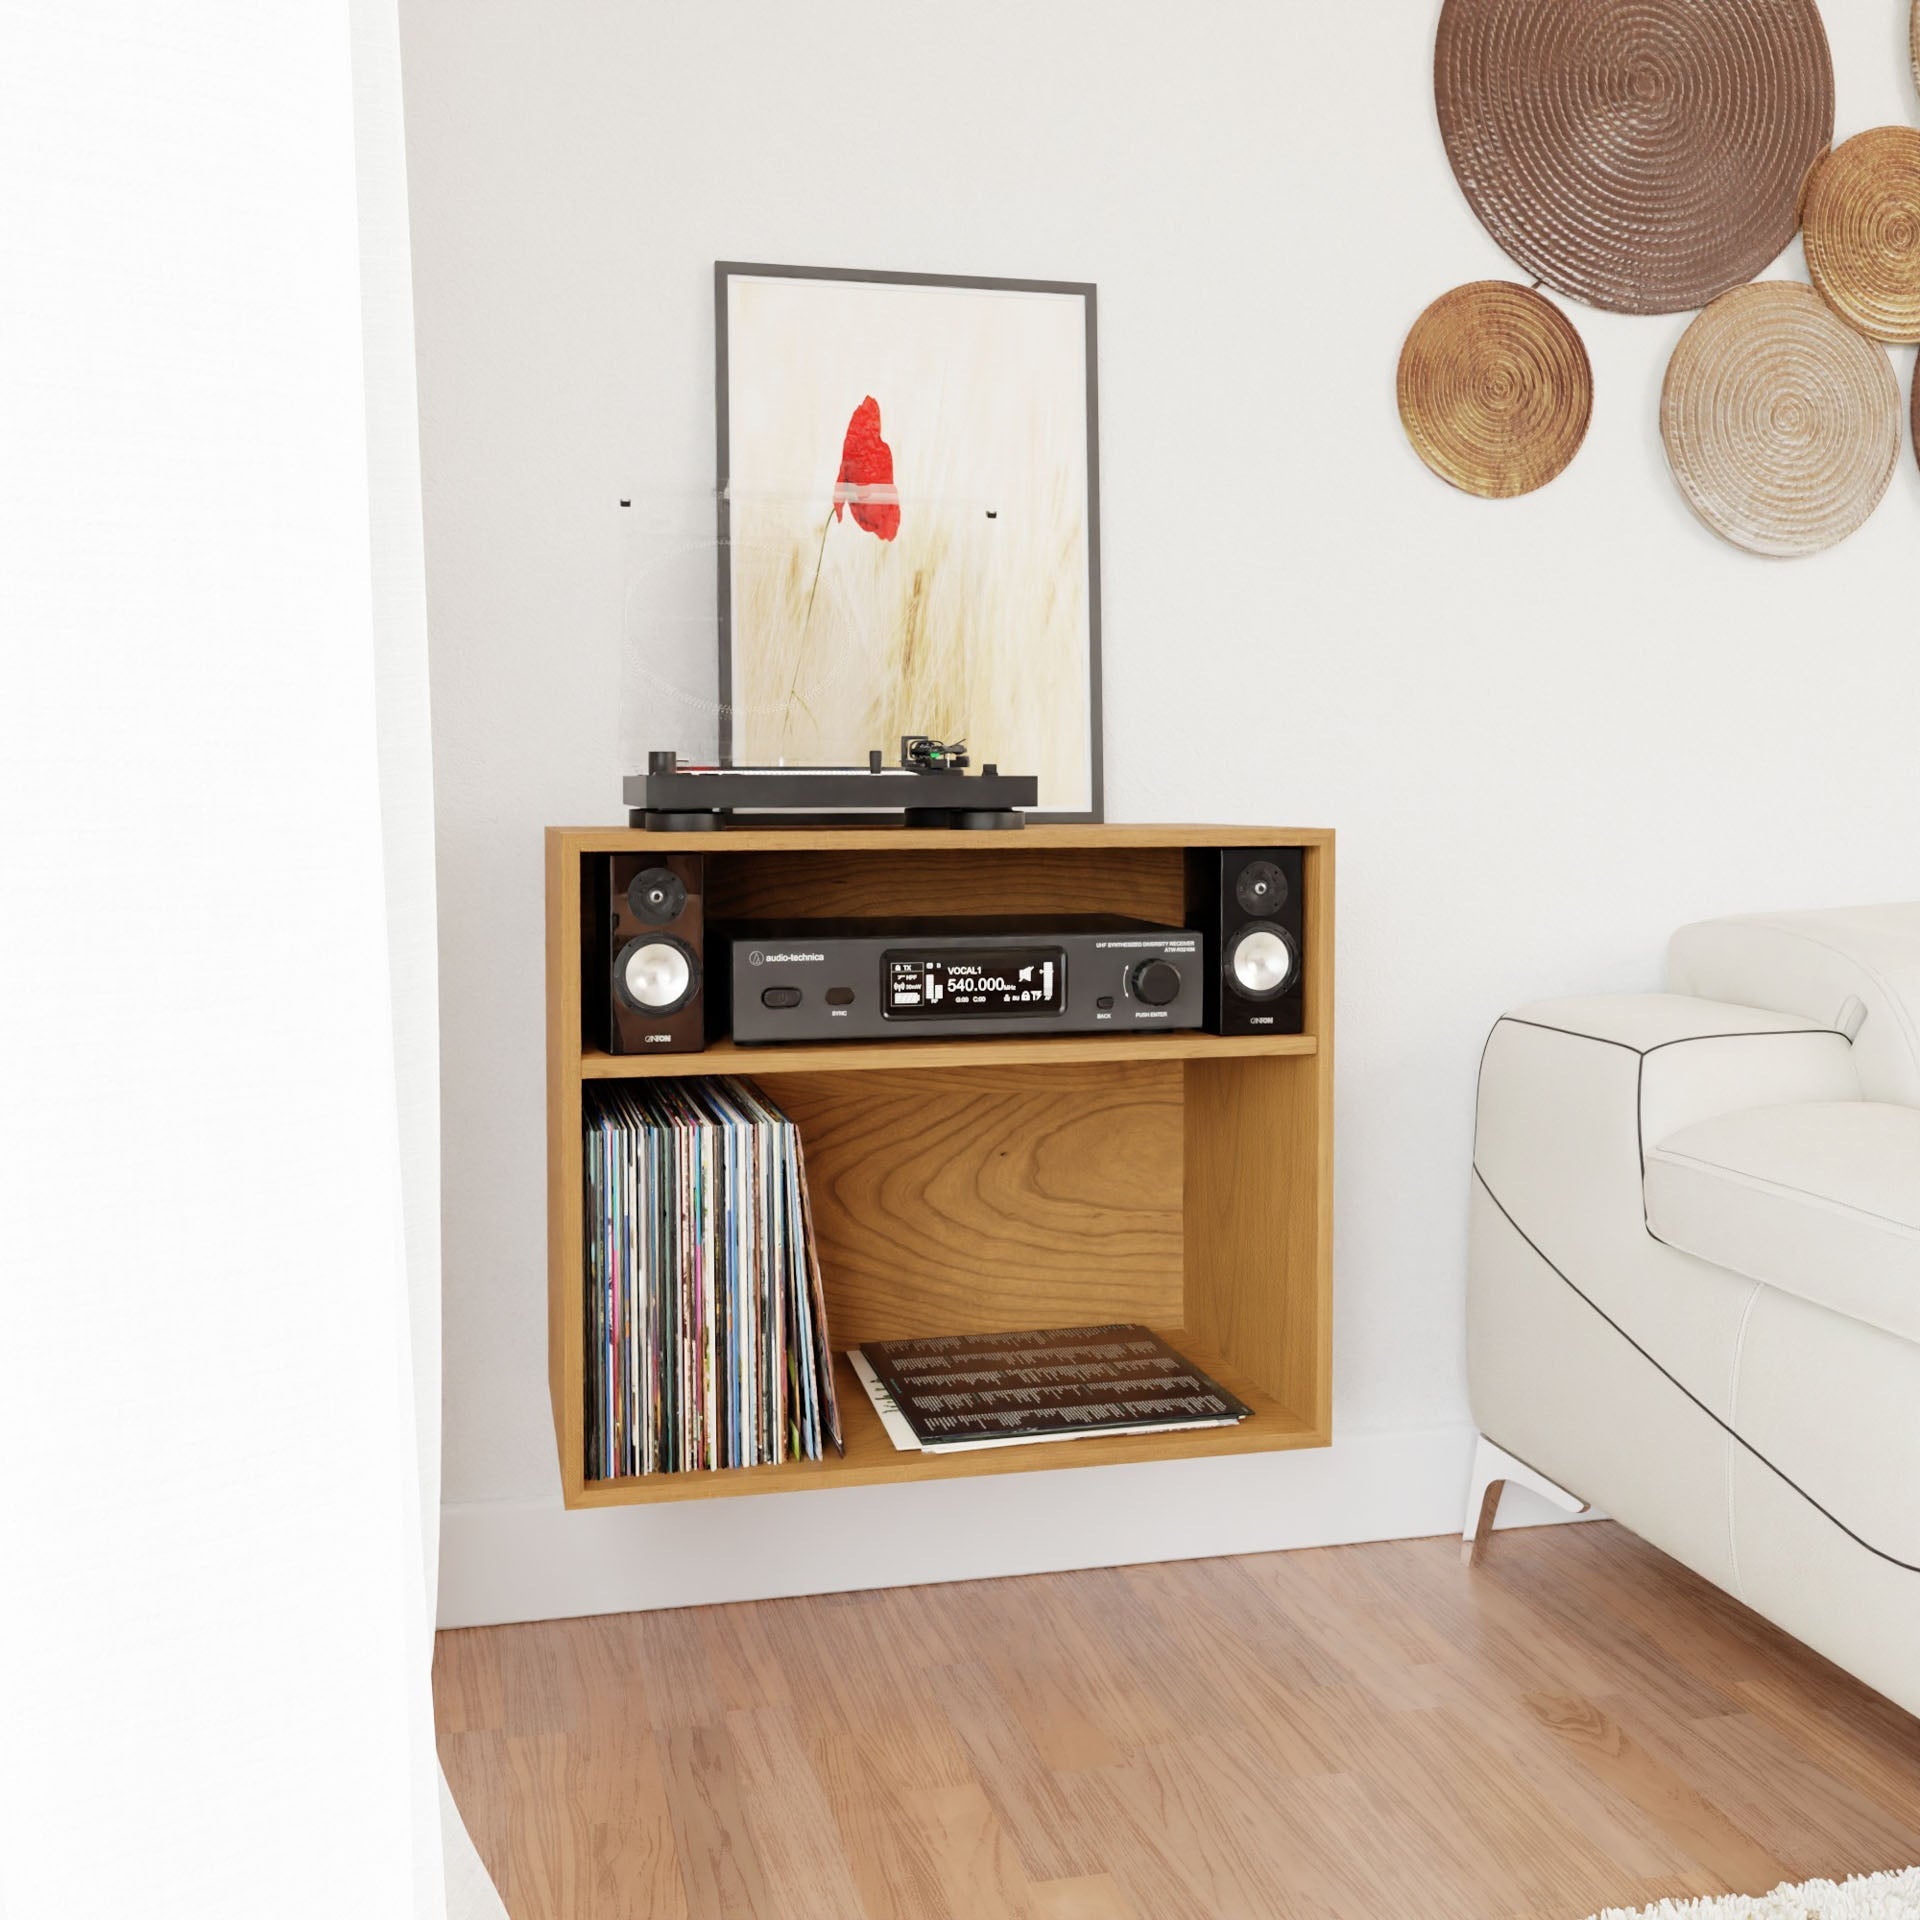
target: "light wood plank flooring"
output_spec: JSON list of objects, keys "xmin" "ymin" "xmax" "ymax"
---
[{"xmin": 435, "ymin": 1522, "xmax": 1920, "ymax": 1920}]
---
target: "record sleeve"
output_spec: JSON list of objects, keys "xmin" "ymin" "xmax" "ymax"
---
[{"xmin": 854, "ymin": 1324, "xmax": 1252, "ymax": 1451}]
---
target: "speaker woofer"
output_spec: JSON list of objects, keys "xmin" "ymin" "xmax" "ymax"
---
[
  {"xmin": 614, "ymin": 935, "xmax": 698, "ymax": 1014},
  {"xmin": 1226, "ymin": 922, "xmax": 1298, "ymax": 1000}
]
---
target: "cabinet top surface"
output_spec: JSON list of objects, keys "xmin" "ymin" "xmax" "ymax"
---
[{"xmin": 549, "ymin": 822, "xmax": 1334, "ymax": 854}]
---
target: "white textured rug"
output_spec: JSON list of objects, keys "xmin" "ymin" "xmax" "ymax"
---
[{"xmin": 1590, "ymin": 1869, "xmax": 1920, "ymax": 1918}]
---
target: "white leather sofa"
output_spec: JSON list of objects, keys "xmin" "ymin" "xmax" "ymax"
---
[{"xmin": 1466, "ymin": 904, "xmax": 1920, "ymax": 1717}]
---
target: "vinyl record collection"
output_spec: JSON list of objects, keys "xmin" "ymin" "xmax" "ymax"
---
[{"xmin": 584, "ymin": 1079, "xmax": 842, "ymax": 1479}]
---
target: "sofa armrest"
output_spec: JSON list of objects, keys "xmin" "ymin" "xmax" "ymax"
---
[
  {"xmin": 1669, "ymin": 904, "xmax": 1920, "ymax": 1109},
  {"xmin": 1474, "ymin": 995, "xmax": 1860, "ymax": 1271}
]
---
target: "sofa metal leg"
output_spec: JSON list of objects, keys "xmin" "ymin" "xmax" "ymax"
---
[{"xmin": 1462, "ymin": 1435, "xmax": 1590, "ymax": 1568}]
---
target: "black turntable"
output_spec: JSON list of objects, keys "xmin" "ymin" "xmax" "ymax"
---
[{"xmin": 625, "ymin": 739, "xmax": 1038, "ymax": 831}]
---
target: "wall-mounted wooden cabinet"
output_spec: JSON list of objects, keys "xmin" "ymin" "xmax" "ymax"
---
[{"xmin": 546, "ymin": 824, "xmax": 1333, "ymax": 1509}]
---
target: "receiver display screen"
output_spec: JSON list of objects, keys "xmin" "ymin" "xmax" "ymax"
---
[{"xmin": 882, "ymin": 947, "xmax": 1066, "ymax": 1019}]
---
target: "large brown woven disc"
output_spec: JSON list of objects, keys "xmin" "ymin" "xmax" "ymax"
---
[
  {"xmin": 1436, "ymin": 0, "xmax": 1835, "ymax": 315},
  {"xmin": 1803, "ymin": 127, "xmax": 1920, "ymax": 345},
  {"xmin": 1398, "ymin": 282, "xmax": 1592, "ymax": 497},
  {"xmin": 1661, "ymin": 282, "xmax": 1900, "ymax": 557}
]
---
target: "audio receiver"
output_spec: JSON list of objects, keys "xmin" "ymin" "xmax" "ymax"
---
[{"xmin": 722, "ymin": 917, "xmax": 1204, "ymax": 1045}]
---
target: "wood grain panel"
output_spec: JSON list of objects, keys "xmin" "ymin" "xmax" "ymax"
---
[
  {"xmin": 580, "ymin": 1032, "xmax": 1316, "ymax": 1080},
  {"xmin": 570, "ymin": 1336, "xmax": 1312, "ymax": 1506},
  {"xmin": 545, "ymin": 833, "xmax": 587, "ymax": 1504},
  {"xmin": 1300, "ymin": 838, "xmax": 1335, "ymax": 1429},
  {"xmin": 1523, "ymin": 1691, "xmax": 1793, "ymax": 1893},
  {"xmin": 724, "ymin": 1706, "xmax": 868, "ymax": 1916},
  {"xmin": 1181, "ymin": 1053, "xmax": 1320, "ymax": 1423},
  {"xmin": 905, "ymin": 1780, "xmax": 1038, "ymax": 1919},
  {"xmin": 437, "ymin": 1524, "xmax": 1920, "ymax": 1920},
  {"xmin": 655, "ymin": 1723, "xmax": 775, "ymax": 1918},
  {"xmin": 707, "ymin": 846, "xmax": 1186, "ymax": 924},
  {"xmin": 926, "ymin": 1659, "xmax": 1099, "ymax": 1881},
  {"xmin": 753, "ymin": 1062, "xmax": 1186, "ymax": 1347},
  {"xmin": 1181, "ymin": 838, "xmax": 1334, "ymax": 1430},
  {"xmin": 555, "ymin": 823, "xmax": 1335, "ymax": 855},
  {"xmin": 1032, "ymin": 1874, "xmax": 1144, "ymax": 1920},
  {"xmin": 810, "ymin": 1730, "xmax": 948, "ymax": 1920}
]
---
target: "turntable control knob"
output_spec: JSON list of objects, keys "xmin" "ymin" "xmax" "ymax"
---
[{"xmin": 1130, "ymin": 959, "xmax": 1182, "ymax": 1007}]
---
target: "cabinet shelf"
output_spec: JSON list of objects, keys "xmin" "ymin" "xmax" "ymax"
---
[
  {"xmin": 581, "ymin": 1030, "xmax": 1318, "ymax": 1080},
  {"xmin": 564, "ymin": 1331, "xmax": 1319, "ymax": 1507},
  {"xmin": 547, "ymin": 823, "xmax": 1335, "ymax": 1510}
]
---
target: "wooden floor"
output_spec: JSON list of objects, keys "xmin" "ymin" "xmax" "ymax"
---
[{"xmin": 435, "ymin": 1523, "xmax": 1920, "ymax": 1920}]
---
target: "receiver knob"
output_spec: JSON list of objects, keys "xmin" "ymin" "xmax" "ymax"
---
[{"xmin": 1130, "ymin": 959, "xmax": 1182, "ymax": 1006}]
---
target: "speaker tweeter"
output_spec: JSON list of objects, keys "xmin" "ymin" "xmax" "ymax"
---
[{"xmin": 627, "ymin": 866, "xmax": 688, "ymax": 925}]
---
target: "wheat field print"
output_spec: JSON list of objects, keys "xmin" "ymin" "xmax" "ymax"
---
[{"xmin": 718, "ymin": 265, "xmax": 1100, "ymax": 817}]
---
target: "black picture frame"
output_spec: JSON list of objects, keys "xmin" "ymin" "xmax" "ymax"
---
[{"xmin": 714, "ymin": 260, "xmax": 1104, "ymax": 824}]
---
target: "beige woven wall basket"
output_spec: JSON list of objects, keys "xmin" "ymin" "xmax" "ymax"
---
[
  {"xmin": 1804, "ymin": 127, "xmax": 1920, "ymax": 345},
  {"xmin": 1435, "ymin": 0, "xmax": 1834, "ymax": 315},
  {"xmin": 1397, "ymin": 282, "xmax": 1592, "ymax": 498},
  {"xmin": 1661, "ymin": 283, "xmax": 1901, "ymax": 557}
]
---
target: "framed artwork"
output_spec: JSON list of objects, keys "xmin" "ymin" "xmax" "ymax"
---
[{"xmin": 715, "ymin": 261, "xmax": 1103, "ymax": 820}]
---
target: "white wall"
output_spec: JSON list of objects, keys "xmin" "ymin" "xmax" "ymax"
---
[{"xmin": 402, "ymin": 0, "xmax": 1920, "ymax": 1627}]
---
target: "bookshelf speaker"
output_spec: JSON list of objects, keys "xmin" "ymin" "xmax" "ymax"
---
[
  {"xmin": 591, "ymin": 853, "xmax": 706, "ymax": 1054},
  {"xmin": 1185, "ymin": 846, "xmax": 1305, "ymax": 1036}
]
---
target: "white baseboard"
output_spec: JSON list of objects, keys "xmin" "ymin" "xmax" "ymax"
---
[{"xmin": 438, "ymin": 1422, "xmax": 1596, "ymax": 1629}]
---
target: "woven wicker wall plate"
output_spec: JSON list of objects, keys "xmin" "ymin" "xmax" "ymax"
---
[
  {"xmin": 1435, "ymin": 0, "xmax": 1834, "ymax": 315},
  {"xmin": 1803, "ymin": 127, "xmax": 1920, "ymax": 345},
  {"xmin": 1661, "ymin": 283, "xmax": 1900, "ymax": 558},
  {"xmin": 1397, "ymin": 282, "xmax": 1592, "ymax": 498}
]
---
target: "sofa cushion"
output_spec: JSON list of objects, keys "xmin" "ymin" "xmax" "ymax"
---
[
  {"xmin": 1668, "ymin": 904, "xmax": 1920, "ymax": 1110},
  {"xmin": 1644, "ymin": 1101, "xmax": 1920, "ymax": 1346}
]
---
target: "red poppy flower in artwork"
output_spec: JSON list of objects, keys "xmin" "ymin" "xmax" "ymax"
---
[{"xmin": 833, "ymin": 395, "xmax": 900, "ymax": 540}]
